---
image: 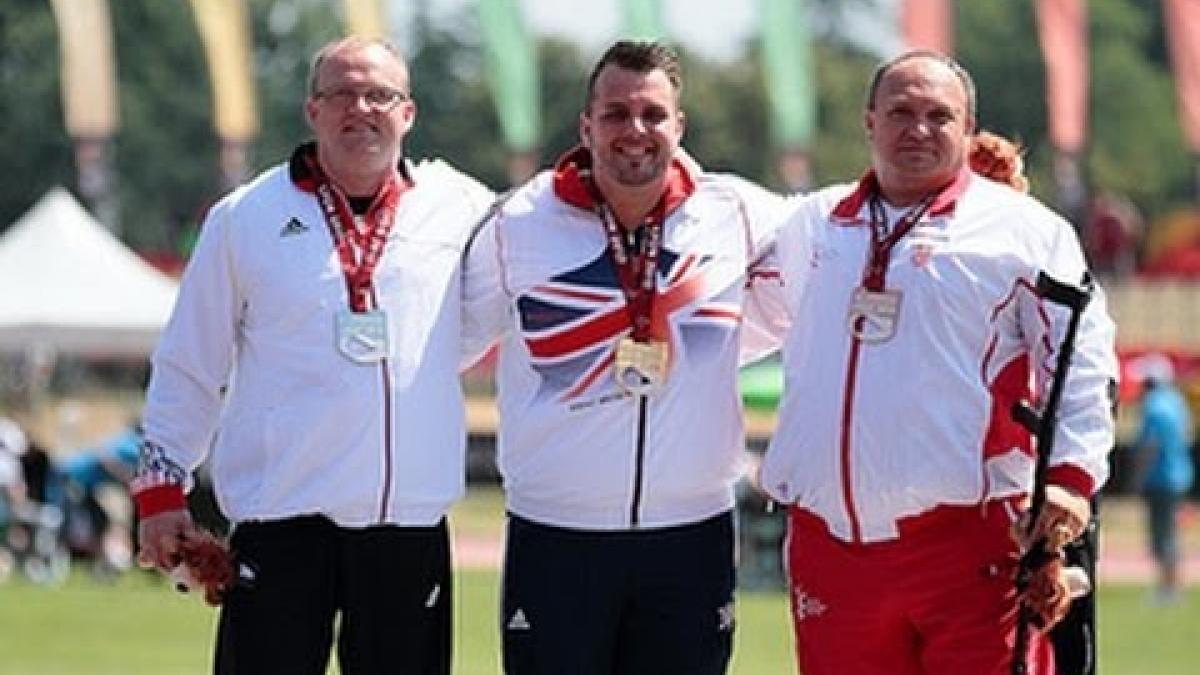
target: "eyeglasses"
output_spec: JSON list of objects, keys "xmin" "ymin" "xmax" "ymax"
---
[{"xmin": 314, "ymin": 86, "xmax": 409, "ymax": 112}]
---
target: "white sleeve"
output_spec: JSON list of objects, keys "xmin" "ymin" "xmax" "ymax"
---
[
  {"xmin": 743, "ymin": 194, "xmax": 820, "ymax": 364},
  {"xmin": 141, "ymin": 198, "xmax": 242, "ymax": 481},
  {"xmin": 738, "ymin": 183, "xmax": 794, "ymax": 365},
  {"xmin": 1019, "ymin": 217, "xmax": 1119, "ymax": 496},
  {"xmin": 461, "ymin": 211, "xmax": 513, "ymax": 370},
  {"xmin": 446, "ymin": 163, "xmax": 498, "ymax": 224}
]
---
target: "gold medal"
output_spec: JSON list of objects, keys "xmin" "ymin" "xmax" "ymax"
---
[
  {"xmin": 614, "ymin": 337, "xmax": 668, "ymax": 394},
  {"xmin": 846, "ymin": 287, "xmax": 902, "ymax": 343}
]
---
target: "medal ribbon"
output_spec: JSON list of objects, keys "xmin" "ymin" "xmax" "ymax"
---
[
  {"xmin": 312, "ymin": 169, "xmax": 401, "ymax": 313},
  {"xmin": 861, "ymin": 193, "xmax": 935, "ymax": 291},
  {"xmin": 596, "ymin": 199, "xmax": 666, "ymax": 342}
]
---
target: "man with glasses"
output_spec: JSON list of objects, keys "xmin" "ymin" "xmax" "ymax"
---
[{"xmin": 133, "ymin": 37, "xmax": 492, "ymax": 674}]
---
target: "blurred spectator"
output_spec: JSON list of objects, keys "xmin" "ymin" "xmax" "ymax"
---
[
  {"xmin": 1128, "ymin": 353, "xmax": 1196, "ymax": 604},
  {"xmin": 0, "ymin": 417, "xmax": 29, "ymax": 525},
  {"xmin": 0, "ymin": 417, "xmax": 28, "ymax": 580},
  {"xmin": 20, "ymin": 439, "xmax": 56, "ymax": 505},
  {"xmin": 1085, "ymin": 192, "xmax": 1143, "ymax": 278},
  {"xmin": 60, "ymin": 425, "xmax": 140, "ymax": 575}
]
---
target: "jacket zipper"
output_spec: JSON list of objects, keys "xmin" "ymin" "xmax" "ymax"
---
[
  {"xmin": 629, "ymin": 394, "xmax": 649, "ymax": 527},
  {"xmin": 840, "ymin": 336, "xmax": 864, "ymax": 543},
  {"xmin": 376, "ymin": 359, "xmax": 394, "ymax": 522}
]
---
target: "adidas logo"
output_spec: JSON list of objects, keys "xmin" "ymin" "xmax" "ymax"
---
[
  {"xmin": 425, "ymin": 584, "xmax": 441, "ymax": 608},
  {"xmin": 280, "ymin": 217, "xmax": 309, "ymax": 237},
  {"xmin": 506, "ymin": 608, "xmax": 531, "ymax": 631}
]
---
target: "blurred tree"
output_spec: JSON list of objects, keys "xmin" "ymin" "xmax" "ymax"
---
[
  {"xmin": 1, "ymin": 0, "xmax": 1197, "ymax": 253},
  {"xmin": 246, "ymin": 0, "xmax": 342, "ymax": 177},
  {"xmin": 955, "ymin": 0, "xmax": 1048, "ymax": 191},
  {"xmin": 404, "ymin": 7, "xmax": 508, "ymax": 189},
  {"xmin": 108, "ymin": 1, "xmax": 214, "ymax": 252},
  {"xmin": 809, "ymin": 43, "xmax": 876, "ymax": 188},
  {"xmin": 533, "ymin": 39, "xmax": 590, "ymax": 171},
  {"xmin": 956, "ymin": 0, "xmax": 1192, "ymax": 221},
  {"xmin": 1086, "ymin": 0, "xmax": 1190, "ymax": 216},
  {"xmin": 0, "ymin": 1, "xmax": 75, "ymax": 234},
  {"xmin": 682, "ymin": 48, "xmax": 775, "ymax": 184}
]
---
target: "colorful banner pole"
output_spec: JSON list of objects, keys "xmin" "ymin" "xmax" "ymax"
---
[
  {"xmin": 188, "ymin": 0, "xmax": 259, "ymax": 191},
  {"xmin": 1035, "ymin": 0, "xmax": 1089, "ymax": 219},
  {"xmin": 900, "ymin": 0, "xmax": 953, "ymax": 55},
  {"xmin": 760, "ymin": 0, "xmax": 816, "ymax": 191},
  {"xmin": 478, "ymin": 0, "xmax": 542, "ymax": 184},
  {"xmin": 1164, "ymin": 0, "xmax": 1200, "ymax": 200},
  {"xmin": 47, "ymin": 0, "xmax": 120, "ymax": 232}
]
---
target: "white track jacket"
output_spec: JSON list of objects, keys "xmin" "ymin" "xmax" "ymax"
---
[
  {"xmin": 462, "ymin": 150, "xmax": 788, "ymax": 530},
  {"xmin": 142, "ymin": 149, "xmax": 492, "ymax": 527},
  {"xmin": 761, "ymin": 169, "xmax": 1118, "ymax": 544}
]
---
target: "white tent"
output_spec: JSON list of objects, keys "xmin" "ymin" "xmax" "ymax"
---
[{"xmin": 0, "ymin": 188, "xmax": 178, "ymax": 356}]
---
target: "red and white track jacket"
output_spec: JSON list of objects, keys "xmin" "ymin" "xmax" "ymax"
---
[
  {"xmin": 761, "ymin": 169, "xmax": 1118, "ymax": 544},
  {"xmin": 138, "ymin": 146, "xmax": 493, "ymax": 527},
  {"xmin": 462, "ymin": 148, "xmax": 788, "ymax": 530}
]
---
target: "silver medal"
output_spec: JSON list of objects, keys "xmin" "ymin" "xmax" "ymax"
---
[
  {"xmin": 847, "ymin": 287, "xmax": 902, "ymax": 343},
  {"xmin": 335, "ymin": 309, "xmax": 392, "ymax": 363}
]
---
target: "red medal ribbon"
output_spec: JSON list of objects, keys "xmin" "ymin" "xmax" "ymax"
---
[
  {"xmin": 311, "ymin": 168, "xmax": 402, "ymax": 313},
  {"xmin": 595, "ymin": 195, "xmax": 667, "ymax": 342},
  {"xmin": 862, "ymin": 193, "xmax": 935, "ymax": 290}
]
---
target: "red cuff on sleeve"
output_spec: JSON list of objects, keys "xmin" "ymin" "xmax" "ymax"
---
[
  {"xmin": 134, "ymin": 484, "xmax": 188, "ymax": 519},
  {"xmin": 1046, "ymin": 464, "xmax": 1095, "ymax": 498}
]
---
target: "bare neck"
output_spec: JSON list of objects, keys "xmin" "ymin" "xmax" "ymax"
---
[
  {"xmin": 874, "ymin": 156, "xmax": 964, "ymax": 206},
  {"xmin": 876, "ymin": 184, "xmax": 928, "ymax": 207},
  {"xmin": 875, "ymin": 171, "xmax": 953, "ymax": 207}
]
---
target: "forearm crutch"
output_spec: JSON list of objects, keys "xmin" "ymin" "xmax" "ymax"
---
[{"xmin": 1010, "ymin": 271, "xmax": 1094, "ymax": 675}]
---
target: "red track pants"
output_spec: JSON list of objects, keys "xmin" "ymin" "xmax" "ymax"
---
[{"xmin": 784, "ymin": 500, "xmax": 1055, "ymax": 675}]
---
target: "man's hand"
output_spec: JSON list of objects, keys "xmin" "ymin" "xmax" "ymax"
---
[
  {"xmin": 137, "ymin": 508, "xmax": 198, "ymax": 572},
  {"xmin": 1012, "ymin": 485, "xmax": 1090, "ymax": 553},
  {"xmin": 1009, "ymin": 486, "xmax": 1093, "ymax": 632},
  {"xmin": 1024, "ymin": 555, "xmax": 1069, "ymax": 628},
  {"xmin": 1035, "ymin": 485, "xmax": 1090, "ymax": 552}
]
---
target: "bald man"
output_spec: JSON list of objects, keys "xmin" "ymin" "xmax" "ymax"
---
[{"xmin": 763, "ymin": 51, "xmax": 1118, "ymax": 675}]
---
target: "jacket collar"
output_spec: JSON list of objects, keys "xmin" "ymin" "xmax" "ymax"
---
[
  {"xmin": 551, "ymin": 145, "xmax": 697, "ymax": 215},
  {"xmin": 829, "ymin": 166, "xmax": 973, "ymax": 225},
  {"xmin": 288, "ymin": 141, "xmax": 413, "ymax": 194}
]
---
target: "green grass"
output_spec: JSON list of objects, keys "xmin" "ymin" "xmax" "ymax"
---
[
  {"xmin": 3, "ymin": 488, "xmax": 1195, "ymax": 673},
  {"xmin": 0, "ymin": 571, "xmax": 1197, "ymax": 674}
]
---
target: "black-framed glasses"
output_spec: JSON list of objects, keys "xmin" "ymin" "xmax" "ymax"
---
[{"xmin": 314, "ymin": 86, "xmax": 409, "ymax": 112}]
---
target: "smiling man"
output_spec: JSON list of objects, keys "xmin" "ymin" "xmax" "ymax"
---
[
  {"xmin": 762, "ymin": 51, "xmax": 1118, "ymax": 674},
  {"xmin": 462, "ymin": 40, "xmax": 789, "ymax": 675},
  {"xmin": 132, "ymin": 38, "xmax": 492, "ymax": 675}
]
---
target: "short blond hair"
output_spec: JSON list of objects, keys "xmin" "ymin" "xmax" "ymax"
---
[{"xmin": 307, "ymin": 37, "xmax": 409, "ymax": 97}]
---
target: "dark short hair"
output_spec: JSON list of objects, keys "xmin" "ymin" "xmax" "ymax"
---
[
  {"xmin": 308, "ymin": 37, "xmax": 409, "ymax": 97},
  {"xmin": 585, "ymin": 40, "xmax": 682, "ymax": 107},
  {"xmin": 865, "ymin": 50, "xmax": 976, "ymax": 122}
]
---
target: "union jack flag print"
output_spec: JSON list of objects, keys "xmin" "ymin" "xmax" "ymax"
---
[{"xmin": 518, "ymin": 248, "xmax": 743, "ymax": 402}]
